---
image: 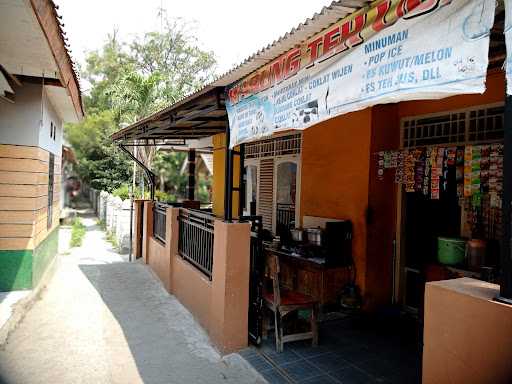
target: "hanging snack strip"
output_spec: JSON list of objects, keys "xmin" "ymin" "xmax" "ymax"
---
[
  {"xmin": 471, "ymin": 145, "xmax": 482, "ymax": 207},
  {"xmin": 423, "ymin": 148, "xmax": 431, "ymax": 196},
  {"xmin": 404, "ymin": 150, "xmax": 415, "ymax": 193},
  {"xmin": 456, "ymin": 147, "xmax": 465, "ymax": 198},
  {"xmin": 375, "ymin": 143, "xmax": 503, "ymax": 204},
  {"xmin": 489, "ymin": 143, "xmax": 503, "ymax": 209}
]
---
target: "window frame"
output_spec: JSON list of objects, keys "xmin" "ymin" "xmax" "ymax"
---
[
  {"xmin": 272, "ymin": 154, "xmax": 301, "ymax": 233},
  {"xmin": 243, "ymin": 159, "xmax": 260, "ymax": 217}
]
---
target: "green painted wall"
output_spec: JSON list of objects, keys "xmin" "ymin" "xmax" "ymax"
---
[
  {"xmin": 32, "ymin": 227, "xmax": 59, "ymax": 288},
  {"xmin": 0, "ymin": 227, "xmax": 59, "ymax": 292},
  {"xmin": 0, "ymin": 250, "xmax": 33, "ymax": 291}
]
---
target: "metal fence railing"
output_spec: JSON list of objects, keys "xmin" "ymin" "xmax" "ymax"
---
[
  {"xmin": 153, "ymin": 202, "xmax": 167, "ymax": 244},
  {"xmin": 178, "ymin": 208, "xmax": 215, "ymax": 279},
  {"xmin": 240, "ymin": 215, "xmax": 265, "ymax": 345}
]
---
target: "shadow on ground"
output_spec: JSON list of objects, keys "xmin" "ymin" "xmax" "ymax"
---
[
  {"xmin": 78, "ymin": 262, "xmax": 257, "ymax": 384},
  {"xmin": 241, "ymin": 313, "xmax": 422, "ymax": 384}
]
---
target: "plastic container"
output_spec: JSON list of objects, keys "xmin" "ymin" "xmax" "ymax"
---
[
  {"xmin": 437, "ymin": 237, "xmax": 466, "ymax": 265},
  {"xmin": 466, "ymin": 239, "xmax": 486, "ymax": 271}
]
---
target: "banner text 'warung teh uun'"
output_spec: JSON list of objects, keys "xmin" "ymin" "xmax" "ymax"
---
[{"xmin": 226, "ymin": 0, "xmax": 495, "ymax": 148}]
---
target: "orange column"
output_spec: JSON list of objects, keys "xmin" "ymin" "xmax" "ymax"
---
[
  {"xmin": 142, "ymin": 201, "xmax": 154, "ymax": 264},
  {"xmin": 210, "ymin": 220, "xmax": 251, "ymax": 354}
]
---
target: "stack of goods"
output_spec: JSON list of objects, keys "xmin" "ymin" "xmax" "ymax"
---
[
  {"xmin": 376, "ymin": 143, "xmax": 504, "ymax": 208},
  {"xmin": 376, "ymin": 143, "xmax": 504, "ymax": 239}
]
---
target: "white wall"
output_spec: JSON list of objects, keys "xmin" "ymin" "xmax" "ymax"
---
[
  {"xmin": 0, "ymin": 83, "xmax": 40, "ymax": 146},
  {"xmin": 38, "ymin": 90, "xmax": 62, "ymax": 157},
  {"xmin": 0, "ymin": 83, "xmax": 63, "ymax": 156}
]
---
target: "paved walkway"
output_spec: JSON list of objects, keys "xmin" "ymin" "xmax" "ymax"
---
[{"xmin": 0, "ymin": 212, "xmax": 263, "ymax": 384}]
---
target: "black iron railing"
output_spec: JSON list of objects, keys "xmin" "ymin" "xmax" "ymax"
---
[
  {"xmin": 178, "ymin": 208, "xmax": 215, "ymax": 279},
  {"xmin": 241, "ymin": 215, "xmax": 265, "ymax": 345},
  {"xmin": 153, "ymin": 203, "xmax": 167, "ymax": 244},
  {"xmin": 276, "ymin": 203, "xmax": 295, "ymax": 229}
]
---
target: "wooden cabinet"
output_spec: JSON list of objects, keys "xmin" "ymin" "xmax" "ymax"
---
[{"xmin": 265, "ymin": 248, "xmax": 351, "ymax": 311}]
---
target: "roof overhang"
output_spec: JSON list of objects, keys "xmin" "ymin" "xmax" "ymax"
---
[
  {"xmin": 111, "ymin": 0, "xmax": 506, "ymax": 148},
  {"xmin": 111, "ymin": 1, "xmax": 370, "ymax": 145},
  {"xmin": 0, "ymin": 0, "xmax": 84, "ymax": 121},
  {"xmin": 111, "ymin": 86, "xmax": 227, "ymax": 146}
]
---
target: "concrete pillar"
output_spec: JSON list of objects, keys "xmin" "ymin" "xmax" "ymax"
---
[
  {"xmin": 210, "ymin": 220, "xmax": 251, "ymax": 354},
  {"xmin": 167, "ymin": 207, "xmax": 180, "ymax": 292},
  {"xmin": 133, "ymin": 200, "xmax": 149, "ymax": 259},
  {"xmin": 142, "ymin": 201, "xmax": 154, "ymax": 264},
  {"xmin": 423, "ymin": 278, "xmax": 512, "ymax": 383}
]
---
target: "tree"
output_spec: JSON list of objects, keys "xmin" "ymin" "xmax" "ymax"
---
[
  {"xmin": 82, "ymin": 31, "xmax": 133, "ymax": 114},
  {"xmin": 66, "ymin": 13, "xmax": 216, "ymax": 199},
  {"xmin": 153, "ymin": 151, "xmax": 187, "ymax": 197},
  {"xmin": 130, "ymin": 16, "xmax": 216, "ymax": 103},
  {"xmin": 65, "ymin": 111, "xmax": 131, "ymax": 192}
]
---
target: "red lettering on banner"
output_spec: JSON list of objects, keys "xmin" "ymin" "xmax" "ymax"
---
[
  {"xmin": 259, "ymin": 69, "xmax": 271, "ymax": 90},
  {"xmin": 228, "ymin": 87, "xmax": 239, "ymax": 105},
  {"xmin": 323, "ymin": 26, "xmax": 341, "ymax": 56},
  {"xmin": 270, "ymin": 58, "xmax": 285, "ymax": 84},
  {"xmin": 249, "ymin": 74, "xmax": 259, "ymax": 94},
  {"xmin": 306, "ymin": 36, "xmax": 323, "ymax": 65},
  {"xmin": 373, "ymin": 1, "xmax": 392, "ymax": 31},
  {"xmin": 285, "ymin": 48, "xmax": 301, "ymax": 77},
  {"xmin": 397, "ymin": 0, "xmax": 439, "ymax": 19},
  {"xmin": 345, "ymin": 13, "xmax": 366, "ymax": 49},
  {"xmin": 227, "ymin": 0, "xmax": 455, "ymax": 105}
]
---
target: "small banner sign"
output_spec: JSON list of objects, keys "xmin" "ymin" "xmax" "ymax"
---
[{"xmin": 226, "ymin": 0, "xmax": 495, "ymax": 148}]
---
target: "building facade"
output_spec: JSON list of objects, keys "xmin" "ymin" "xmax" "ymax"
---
[{"xmin": 0, "ymin": 0, "xmax": 83, "ymax": 292}]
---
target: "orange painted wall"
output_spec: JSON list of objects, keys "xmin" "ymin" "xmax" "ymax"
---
[
  {"xmin": 301, "ymin": 109, "xmax": 373, "ymax": 293},
  {"xmin": 365, "ymin": 104, "xmax": 400, "ymax": 310},
  {"xmin": 299, "ymin": 71, "xmax": 505, "ymax": 309},
  {"xmin": 398, "ymin": 70, "xmax": 505, "ymax": 118},
  {"xmin": 423, "ymin": 278, "xmax": 512, "ymax": 384}
]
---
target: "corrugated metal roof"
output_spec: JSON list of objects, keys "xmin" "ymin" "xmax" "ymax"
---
[
  {"xmin": 112, "ymin": 0, "xmax": 369, "ymax": 139},
  {"xmin": 49, "ymin": 0, "xmax": 84, "ymax": 116}
]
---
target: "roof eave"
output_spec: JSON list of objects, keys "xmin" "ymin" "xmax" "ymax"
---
[{"xmin": 29, "ymin": 0, "xmax": 84, "ymax": 120}]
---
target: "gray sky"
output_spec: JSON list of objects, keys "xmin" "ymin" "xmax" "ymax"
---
[{"xmin": 55, "ymin": 0, "xmax": 334, "ymax": 81}]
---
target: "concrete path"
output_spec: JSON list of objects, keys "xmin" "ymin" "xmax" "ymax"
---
[{"xmin": 0, "ymin": 213, "xmax": 264, "ymax": 384}]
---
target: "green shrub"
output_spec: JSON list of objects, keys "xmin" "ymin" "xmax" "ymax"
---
[
  {"xmin": 155, "ymin": 190, "xmax": 177, "ymax": 203},
  {"xmin": 112, "ymin": 184, "xmax": 130, "ymax": 200},
  {"xmin": 112, "ymin": 184, "xmax": 152, "ymax": 200},
  {"xmin": 97, "ymin": 219, "xmax": 106, "ymax": 231},
  {"xmin": 70, "ymin": 218, "xmax": 86, "ymax": 247}
]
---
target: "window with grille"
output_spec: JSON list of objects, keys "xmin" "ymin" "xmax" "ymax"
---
[
  {"xmin": 245, "ymin": 133, "xmax": 302, "ymax": 159},
  {"xmin": 243, "ymin": 134, "xmax": 302, "ymax": 232},
  {"xmin": 401, "ymin": 104, "xmax": 504, "ymax": 148}
]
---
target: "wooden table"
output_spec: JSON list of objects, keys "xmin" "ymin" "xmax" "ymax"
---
[{"xmin": 265, "ymin": 247, "xmax": 352, "ymax": 312}]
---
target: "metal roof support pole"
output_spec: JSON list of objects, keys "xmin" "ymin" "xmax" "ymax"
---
[
  {"xmin": 498, "ymin": 95, "xmax": 512, "ymax": 304},
  {"xmin": 224, "ymin": 122, "xmax": 233, "ymax": 222},
  {"xmin": 238, "ymin": 144, "xmax": 245, "ymax": 218},
  {"xmin": 119, "ymin": 144, "xmax": 156, "ymax": 201},
  {"xmin": 187, "ymin": 149, "xmax": 196, "ymax": 201}
]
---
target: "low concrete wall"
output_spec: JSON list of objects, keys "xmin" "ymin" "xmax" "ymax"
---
[
  {"xmin": 423, "ymin": 278, "xmax": 512, "ymax": 384},
  {"xmin": 88, "ymin": 190, "xmax": 134, "ymax": 253},
  {"xmin": 140, "ymin": 204, "xmax": 251, "ymax": 354}
]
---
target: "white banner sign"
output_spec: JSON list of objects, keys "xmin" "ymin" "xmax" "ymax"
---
[{"xmin": 226, "ymin": 0, "xmax": 495, "ymax": 148}]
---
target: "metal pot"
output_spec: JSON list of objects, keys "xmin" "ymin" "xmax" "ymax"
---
[
  {"xmin": 290, "ymin": 228, "xmax": 304, "ymax": 242},
  {"xmin": 305, "ymin": 228, "xmax": 323, "ymax": 246}
]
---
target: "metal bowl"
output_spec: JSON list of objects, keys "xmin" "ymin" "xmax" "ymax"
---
[
  {"xmin": 290, "ymin": 228, "xmax": 304, "ymax": 242},
  {"xmin": 305, "ymin": 228, "xmax": 323, "ymax": 246}
]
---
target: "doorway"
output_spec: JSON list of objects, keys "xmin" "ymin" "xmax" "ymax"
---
[{"xmin": 396, "ymin": 103, "xmax": 505, "ymax": 315}]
